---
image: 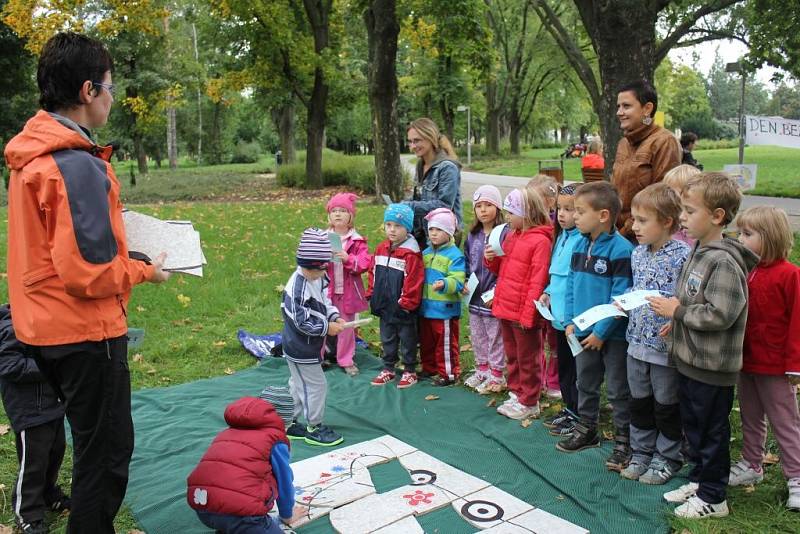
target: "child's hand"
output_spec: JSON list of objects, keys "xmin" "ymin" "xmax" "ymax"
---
[
  {"xmin": 659, "ymin": 322, "xmax": 673, "ymax": 337},
  {"xmin": 283, "ymin": 504, "xmax": 308, "ymax": 526},
  {"xmin": 565, "ymin": 324, "xmax": 575, "ymax": 337},
  {"xmin": 484, "ymin": 299, "xmax": 493, "ymax": 308},
  {"xmin": 334, "ymin": 251, "xmax": 349, "ymax": 263},
  {"xmin": 328, "ymin": 321, "xmax": 345, "ymax": 336},
  {"xmin": 538, "ymin": 293, "xmax": 550, "ymax": 307},
  {"xmin": 648, "ymin": 296, "xmax": 680, "ymax": 318},
  {"xmin": 613, "ymin": 301, "xmax": 624, "ymax": 313},
  {"xmin": 484, "ymin": 244, "xmax": 497, "ymax": 262},
  {"xmin": 580, "ymin": 333, "xmax": 604, "ymax": 351},
  {"xmin": 462, "ymin": 285, "xmax": 470, "ymax": 296},
  {"xmin": 787, "ymin": 374, "xmax": 800, "ymax": 386},
  {"xmin": 432, "ymin": 280, "xmax": 445, "ymax": 292}
]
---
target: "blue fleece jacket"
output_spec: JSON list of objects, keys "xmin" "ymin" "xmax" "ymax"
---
[
  {"xmin": 565, "ymin": 230, "xmax": 634, "ymax": 340},
  {"xmin": 544, "ymin": 227, "xmax": 581, "ymax": 331},
  {"xmin": 270, "ymin": 442, "xmax": 294, "ymax": 519}
]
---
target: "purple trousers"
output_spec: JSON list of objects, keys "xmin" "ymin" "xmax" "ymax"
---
[{"xmin": 469, "ymin": 313, "xmax": 504, "ymax": 371}]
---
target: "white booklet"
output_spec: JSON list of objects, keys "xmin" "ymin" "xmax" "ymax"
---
[
  {"xmin": 487, "ymin": 223, "xmax": 507, "ymax": 256},
  {"xmin": 534, "ymin": 299, "xmax": 555, "ymax": 321},
  {"xmin": 567, "ymin": 333, "xmax": 584, "ymax": 357},
  {"xmin": 341, "ymin": 317, "xmax": 372, "ymax": 329},
  {"xmin": 464, "ymin": 273, "xmax": 480, "ymax": 306},
  {"xmin": 613, "ymin": 290, "xmax": 662, "ymax": 311},
  {"xmin": 123, "ymin": 211, "xmax": 206, "ymax": 277},
  {"xmin": 572, "ymin": 304, "xmax": 627, "ymax": 330}
]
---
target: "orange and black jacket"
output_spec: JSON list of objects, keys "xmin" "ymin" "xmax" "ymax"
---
[{"xmin": 4, "ymin": 111, "xmax": 154, "ymax": 346}]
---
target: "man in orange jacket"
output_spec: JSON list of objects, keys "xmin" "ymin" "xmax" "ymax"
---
[{"xmin": 4, "ymin": 32, "xmax": 170, "ymax": 534}]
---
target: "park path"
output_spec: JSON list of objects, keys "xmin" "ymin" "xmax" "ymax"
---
[{"xmin": 401, "ymin": 156, "xmax": 800, "ymax": 231}]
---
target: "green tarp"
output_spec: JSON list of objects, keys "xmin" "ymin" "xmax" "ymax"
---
[{"xmin": 126, "ymin": 349, "xmax": 680, "ymax": 533}]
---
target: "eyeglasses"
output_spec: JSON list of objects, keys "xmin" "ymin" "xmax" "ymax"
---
[
  {"xmin": 92, "ymin": 82, "xmax": 116, "ymax": 96},
  {"xmin": 408, "ymin": 138, "xmax": 425, "ymax": 146}
]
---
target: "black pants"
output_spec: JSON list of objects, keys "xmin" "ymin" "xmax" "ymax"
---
[
  {"xmin": 13, "ymin": 418, "xmax": 66, "ymax": 525},
  {"xmin": 679, "ymin": 373, "xmax": 734, "ymax": 504},
  {"xmin": 379, "ymin": 320, "xmax": 418, "ymax": 372},
  {"xmin": 36, "ymin": 336, "xmax": 133, "ymax": 534},
  {"xmin": 554, "ymin": 330, "xmax": 578, "ymax": 413}
]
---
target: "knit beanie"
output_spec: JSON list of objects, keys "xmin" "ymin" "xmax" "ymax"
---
[
  {"xmin": 258, "ymin": 385, "xmax": 294, "ymax": 425},
  {"xmin": 296, "ymin": 227, "xmax": 332, "ymax": 269},
  {"xmin": 326, "ymin": 192, "xmax": 358, "ymax": 216},
  {"xmin": 503, "ymin": 189, "xmax": 525, "ymax": 217},
  {"xmin": 472, "ymin": 185, "xmax": 502, "ymax": 209},
  {"xmin": 383, "ymin": 203, "xmax": 414, "ymax": 232},
  {"xmin": 560, "ymin": 184, "xmax": 578, "ymax": 196},
  {"xmin": 425, "ymin": 207, "xmax": 457, "ymax": 236}
]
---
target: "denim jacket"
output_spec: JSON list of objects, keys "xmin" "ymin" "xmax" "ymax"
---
[
  {"xmin": 406, "ymin": 152, "xmax": 462, "ymax": 242},
  {"xmin": 626, "ymin": 239, "xmax": 690, "ymax": 366}
]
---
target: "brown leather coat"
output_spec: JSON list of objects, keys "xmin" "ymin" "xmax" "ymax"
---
[{"xmin": 611, "ymin": 123, "xmax": 681, "ymax": 239}]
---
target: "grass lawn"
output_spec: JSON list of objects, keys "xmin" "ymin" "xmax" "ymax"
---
[
  {"xmin": 0, "ymin": 169, "xmax": 799, "ymax": 532},
  {"xmin": 469, "ymin": 146, "xmax": 800, "ymax": 198}
]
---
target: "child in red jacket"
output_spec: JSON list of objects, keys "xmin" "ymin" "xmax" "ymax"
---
[
  {"xmin": 729, "ymin": 206, "xmax": 800, "ymax": 510},
  {"xmin": 485, "ymin": 188, "xmax": 553, "ymax": 420},
  {"xmin": 187, "ymin": 389, "xmax": 297, "ymax": 533}
]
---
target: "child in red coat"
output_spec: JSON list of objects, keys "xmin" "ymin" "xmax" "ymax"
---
[
  {"xmin": 729, "ymin": 206, "xmax": 800, "ymax": 510},
  {"xmin": 485, "ymin": 188, "xmax": 553, "ymax": 420}
]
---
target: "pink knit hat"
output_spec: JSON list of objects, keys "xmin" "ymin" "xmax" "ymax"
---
[
  {"xmin": 425, "ymin": 207, "xmax": 458, "ymax": 236},
  {"xmin": 472, "ymin": 185, "xmax": 502, "ymax": 209},
  {"xmin": 503, "ymin": 189, "xmax": 525, "ymax": 217},
  {"xmin": 326, "ymin": 192, "xmax": 358, "ymax": 215}
]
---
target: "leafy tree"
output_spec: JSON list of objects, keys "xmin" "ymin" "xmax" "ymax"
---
[
  {"xmin": 744, "ymin": 0, "xmax": 800, "ymax": 78},
  {"xmin": 0, "ymin": 0, "xmax": 36, "ymax": 152},
  {"xmin": 767, "ymin": 83, "xmax": 800, "ymax": 120}
]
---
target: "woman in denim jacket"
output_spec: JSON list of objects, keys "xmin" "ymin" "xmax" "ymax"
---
[{"xmin": 404, "ymin": 118, "xmax": 463, "ymax": 247}]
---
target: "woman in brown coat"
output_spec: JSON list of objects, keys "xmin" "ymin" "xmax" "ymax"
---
[{"xmin": 611, "ymin": 80, "xmax": 681, "ymax": 240}]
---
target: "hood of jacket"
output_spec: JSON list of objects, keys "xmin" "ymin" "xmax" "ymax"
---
[
  {"xmin": 703, "ymin": 236, "xmax": 759, "ymax": 275},
  {"xmin": 4, "ymin": 111, "xmax": 96, "ymax": 171},
  {"xmin": 223, "ymin": 397, "xmax": 285, "ymax": 430}
]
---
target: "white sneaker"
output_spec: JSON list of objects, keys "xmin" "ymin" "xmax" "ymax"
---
[
  {"xmin": 464, "ymin": 370, "xmax": 489, "ymax": 389},
  {"xmin": 504, "ymin": 402, "xmax": 540, "ymax": 420},
  {"xmin": 728, "ymin": 459, "xmax": 764, "ymax": 486},
  {"xmin": 787, "ymin": 477, "xmax": 800, "ymax": 510},
  {"xmin": 475, "ymin": 375, "xmax": 507, "ymax": 395},
  {"xmin": 663, "ymin": 482, "xmax": 699, "ymax": 503},
  {"xmin": 497, "ymin": 398, "xmax": 521, "ymax": 416},
  {"xmin": 673, "ymin": 495, "xmax": 729, "ymax": 519},
  {"xmin": 545, "ymin": 388, "xmax": 562, "ymax": 399}
]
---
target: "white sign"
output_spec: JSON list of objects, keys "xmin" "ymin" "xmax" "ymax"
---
[
  {"xmin": 745, "ymin": 115, "xmax": 800, "ymax": 149},
  {"xmin": 723, "ymin": 164, "xmax": 758, "ymax": 191}
]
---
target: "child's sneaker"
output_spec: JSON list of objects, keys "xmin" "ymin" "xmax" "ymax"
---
[
  {"xmin": 397, "ymin": 372, "xmax": 418, "ymax": 389},
  {"xmin": 542, "ymin": 409, "xmax": 574, "ymax": 430},
  {"xmin": 286, "ymin": 421, "xmax": 308, "ymax": 440},
  {"xmin": 556, "ymin": 422, "xmax": 600, "ymax": 452},
  {"xmin": 639, "ymin": 457, "xmax": 680, "ymax": 485},
  {"xmin": 545, "ymin": 388, "xmax": 562, "ymax": 399},
  {"xmin": 431, "ymin": 375, "xmax": 454, "ymax": 387},
  {"xmin": 15, "ymin": 520, "xmax": 46, "ymax": 534},
  {"xmin": 787, "ymin": 477, "xmax": 800, "ymax": 510},
  {"xmin": 728, "ymin": 459, "xmax": 764, "ymax": 486},
  {"xmin": 344, "ymin": 365, "xmax": 359, "ymax": 376},
  {"xmin": 475, "ymin": 375, "xmax": 507, "ymax": 394},
  {"xmin": 663, "ymin": 482, "xmax": 699, "ymax": 503},
  {"xmin": 548, "ymin": 417, "xmax": 576, "ymax": 437},
  {"xmin": 496, "ymin": 393, "xmax": 518, "ymax": 416},
  {"xmin": 464, "ymin": 370, "xmax": 488, "ymax": 389},
  {"xmin": 504, "ymin": 402, "xmax": 540, "ymax": 420},
  {"xmin": 45, "ymin": 485, "xmax": 71, "ymax": 512},
  {"xmin": 605, "ymin": 435, "xmax": 631, "ymax": 472},
  {"xmin": 371, "ymin": 369, "xmax": 396, "ymax": 386},
  {"xmin": 304, "ymin": 424, "xmax": 343, "ymax": 446},
  {"xmin": 620, "ymin": 455, "xmax": 651, "ymax": 480},
  {"xmin": 673, "ymin": 495, "xmax": 729, "ymax": 519}
]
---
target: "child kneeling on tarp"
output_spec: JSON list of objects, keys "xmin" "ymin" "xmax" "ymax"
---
[{"xmin": 187, "ymin": 388, "xmax": 297, "ymax": 533}]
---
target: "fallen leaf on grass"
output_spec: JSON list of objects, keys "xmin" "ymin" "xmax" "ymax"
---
[
  {"xmin": 764, "ymin": 453, "xmax": 780, "ymax": 465},
  {"xmin": 460, "ymin": 343, "xmax": 472, "ymax": 352},
  {"xmin": 520, "ymin": 418, "xmax": 532, "ymax": 428},
  {"xmin": 540, "ymin": 401, "xmax": 550, "ymax": 409},
  {"xmin": 224, "ymin": 368, "xmax": 235, "ymax": 375},
  {"xmin": 146, "ymin": 368, "xmax": 157, "ymax": 375},
  {"xmin": 0, "ymin": 424, "xmax": 9, "ymax": 436},
  {"xmin": 556, "ymin": 494, "xmax": 565, "ymax": 501},
  {"xmin": 0, "ymin": 526, "xmax": 14, "ymax": 534},
  {"xmin": 486, "ymin": 398, "xmax": 497, "ymax": 407},
  {"xmin": 424, "ymin": 394, "xmax": 439, "ymax": 401},
  {"xmin": 213, "ymin": 340, "xmax": 227, "ymax": 348},
  {"xmin": 171, "ymin": 318, "xmax": 192, "ymax": 326},
  {"xmin": 274, "ymin": 284, "xmax": 285, "ymax": 293},
  {"xmin": 602, "ymin": 430, "xmax": 614, "ymax": 440},
  {"xmin": 743, "ymin": 484, "xmax": 756, "ymax": 494},
  {"xmin": 176, "ymin": 294, "xmax": 191, "ymax": 307},
  {"xmin": 136, "ymin": 305, "xmax": 146, "ymax": 312},
  {"xmin": 132, "ymin": 353, "xmax": 144, "ymax": 363},
  {"xmin": 160, "ymin": 377, "xmax": 171, "ymax": 383}
]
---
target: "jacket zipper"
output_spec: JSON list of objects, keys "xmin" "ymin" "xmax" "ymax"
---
[
  {"xmin": 584, "ymin": 239, "xmax": 595, "ymax": 269},
  {"xmin": 106, "ymin": 339, "xmax": 111, "ymax": 360}
]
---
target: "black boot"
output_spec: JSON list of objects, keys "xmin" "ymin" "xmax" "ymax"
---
[
  {"xmin": 605, "ymin": 433, "xmax": 632, "ymax": 472},
  {"xmin": 556, "ymin": 420, "xmax": 600, "ymax": 452}
]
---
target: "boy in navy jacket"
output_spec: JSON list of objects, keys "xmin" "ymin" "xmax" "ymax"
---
[{"xmin": 557, "ymin": 182, "xmax": 634, "ymax": 473}]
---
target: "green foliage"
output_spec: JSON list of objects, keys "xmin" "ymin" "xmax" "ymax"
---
[
  {"xmin": 744, "ymin": 0, "xmax": 800, "ymax": 78},
  {"xmin": 230, "ymin": 140, "xmax": 262, "ymax": 164},
  {"xmin": 276, "ymin": 149, "xmax": 376, "ymax": 192}
]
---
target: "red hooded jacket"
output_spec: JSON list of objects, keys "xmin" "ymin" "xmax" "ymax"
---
[
  {"xmin": 187, "ymin": 397, "xmax": 289, "ymax": 516},
  {"xmin": 742, "ymin": 259, "xmax": 800, "ymax": 375},
  {"xmin": 486, "ymin": 225, "xmax": 553, "ymax": 328}
]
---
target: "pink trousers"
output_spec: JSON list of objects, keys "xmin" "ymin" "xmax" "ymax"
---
[{"xmin": 330, "ymin": 295, "xmax": 356, "ymax": 368}]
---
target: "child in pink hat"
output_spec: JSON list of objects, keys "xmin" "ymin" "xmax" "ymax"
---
[{"xmin": 326, "ymin": 192, "xmax": 372, "ymax": 376}]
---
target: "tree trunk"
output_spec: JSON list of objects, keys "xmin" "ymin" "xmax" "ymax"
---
[
  {"xmin": 192, "ymin": 22, "xmax": 203, "ymax": 164},
  {"xmin": 509, "ymin": 111, "xmax": 521, "ymax": 155},
  {"xmin": 560, "ymin": 125, "xmax": 569, "ymax": 144},
  {"xmin": 485, "ymin": 80, "xmax": 500, "ymax": 155},
  {"xmin": 134, "ymin": 133, "xmax": 147, "ymax": 174},
  {"xmin": 275, "ymin": 101, "xmax": 296, "ymax": 164},
  {"xmin": 302, "ymin": 0, "xmax": 333, "ymax": 189},
  {"xmin": 166, "ymin": 102, "xmax": 178, "ymax": 170},
  {"xmin": 365, "ymin": 0, "xmax": 403, "ymax": 201}
]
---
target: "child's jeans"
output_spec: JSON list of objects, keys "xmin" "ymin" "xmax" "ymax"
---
[
  {"xmin": 679, "ymin": 373, "xmax": 734, "ymax": 504},
  {"xmin": 738, "ymin": 372, "xmax": 800, "ymax": 479},
  {"xmin": 500, "ymin": 321, "xmax": 543, "ymax": 407},
  {"xmin": 420, "ymin": 318, "xmax": 460, "ymax": 380},
  {"xmin": 469, "ymin": 312, "xmax": 504, "ymax": 372},
  {"xmin": 330, "ymin": 295, "xmax": 356, "ymax": 368},
  {"xmin": 196, "ymin": 511, "xmax": 283, "ymax": 534},
  {"xmin": 575, "ymin": 338, "xmax": 630, "ymax": 433},
  {"xmin": 379, "ymin": 319, "xmax": 418, "ymax": 373},
  {"xmin": 627, "ymin": 356, "xmax": 682, "ymax": 465}
]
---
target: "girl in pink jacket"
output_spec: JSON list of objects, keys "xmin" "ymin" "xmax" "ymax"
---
[{"xmin": 326, "ymin": 193, "xmax": 372, "ymax": 375}]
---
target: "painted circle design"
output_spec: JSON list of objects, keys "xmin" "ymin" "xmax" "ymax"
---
[
  {"xmin": 461, "ymin": 500, "xmax": 504, "ymax": 522},
  {"xmin": 409, "ymin": 469, "xmax": 437, "ymax": 485}
]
